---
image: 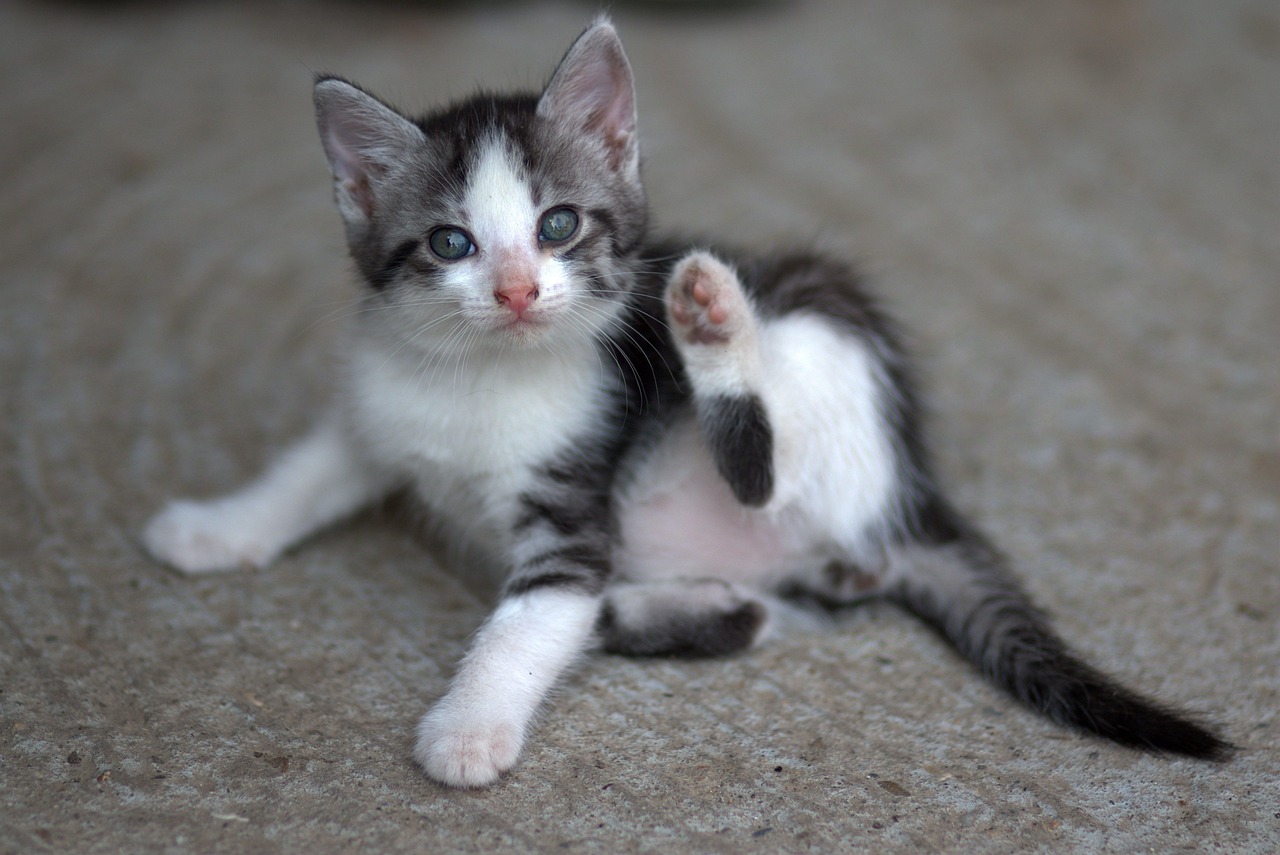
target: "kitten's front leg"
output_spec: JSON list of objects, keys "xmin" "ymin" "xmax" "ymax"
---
[
  {"xmin": 144, "ymin": 417, "xmax": 391, "ymax": 573},
  {"xmin": 667, "ymin": 252, "xmax": 774, "ymax": 507},
  {"xmin": 414, "ymin": 586, "xmax": 599, "ymax": 788},
  {"xmin": 415, "ymin": 452, "xmax": 613, "ymax": 788}
]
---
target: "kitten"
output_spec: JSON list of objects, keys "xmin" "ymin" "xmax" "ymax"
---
[{"xmin": 143, "ymin": 19, "xmax": 1228, "ymax": 787}]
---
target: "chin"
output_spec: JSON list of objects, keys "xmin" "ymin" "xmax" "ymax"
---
[{"xmin": 494, "ymin": 316, "xmax": 555, "ymax": 348}]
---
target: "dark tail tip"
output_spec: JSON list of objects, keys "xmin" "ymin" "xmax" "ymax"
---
[
  {"xmin": 1041, "ymin": 660, "xmax": 1233, "ymax": 760},
  {"xmin": 924, "ymin": 595, "xmax": 1234, "ymax": 760},
  {"xmin": 1138, "ymin": 715, "xmax": 1234, "ymax": 761},
  {"xmin": 935, "ymin": 604, "xmax": 1236, "ymax": 761},
  {"xmin": 889, "ymin": 499, "xmax": 1232, "ymax": 761}
]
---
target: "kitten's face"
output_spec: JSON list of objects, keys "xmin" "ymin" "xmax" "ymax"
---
[{"xmin": 316, "ymin": 24, "xmax": 645, "ymax": 355}]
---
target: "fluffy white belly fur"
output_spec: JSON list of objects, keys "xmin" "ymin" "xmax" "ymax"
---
[{"xmin": 616, "ymin": 312, "xmax": 898, "ymax": 589}]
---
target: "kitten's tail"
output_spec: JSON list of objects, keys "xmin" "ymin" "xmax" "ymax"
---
[{"xmin": 886, "ymin": 495, "xmax": 1231, "ymax": 760}]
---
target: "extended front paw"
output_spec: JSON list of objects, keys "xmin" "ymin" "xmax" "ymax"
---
[
  {"xmin": 414, "ymin": 702, "xmax": 525, "ymax": 788},
  {"xmin": 143, "ymin": 499, "xmax": 278, "ymax": 574}
]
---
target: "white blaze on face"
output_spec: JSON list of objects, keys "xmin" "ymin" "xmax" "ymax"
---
[
  {"xmin": 447, "ymin": 135, "xmax": 580, "ymax": 342},
  {"xmin": 465, "ymin": 138, "xmax": 540, "ymax": 300}
]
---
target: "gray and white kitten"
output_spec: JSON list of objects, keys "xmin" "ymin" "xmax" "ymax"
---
[{"xmin": 144, "ymin": 20, "xmax": 1228, "ymax": 787}]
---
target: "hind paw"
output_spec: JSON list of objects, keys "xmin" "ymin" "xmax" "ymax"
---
[
  {"xmin": 665, "ymin": 252, "xmax": 763, "ymax": 396},
  {"xmin": 666, "ymin": 252, "xmax": 754, "ymax": 347},
  {"xmin": 600, "ymin": 579, "xmax": 770, "ymax": 658}
]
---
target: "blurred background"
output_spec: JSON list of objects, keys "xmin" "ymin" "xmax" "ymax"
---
[{"xmin": 2, "ymin": 1, "xmax": 1277, "ymax": 852}]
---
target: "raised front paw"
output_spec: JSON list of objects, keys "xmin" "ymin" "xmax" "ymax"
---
[
  {"xmin": 143, "ymin": 499, "xmax": 277, "ymax": 574},
  {"xmin": 414, "ymin": 702, "xmax": 525, "ymax": 788},
  {"xmin": 666, "ymin": 251, "xmax": 754, "ymax": 347}
]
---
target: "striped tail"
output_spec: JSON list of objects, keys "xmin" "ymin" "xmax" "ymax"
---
[{"xmin": 887, "ymin": 496, "xmax": 1231, "ymax": 760}]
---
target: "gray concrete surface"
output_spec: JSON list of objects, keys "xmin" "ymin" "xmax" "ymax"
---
[{"xmin": 2, "ymin": 1, "xmax": 1277, "ymax": 852}]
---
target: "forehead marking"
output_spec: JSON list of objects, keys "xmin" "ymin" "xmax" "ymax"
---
[{"xmin": 464, "ymin": 137, "xmax": 536, "ymax": 252}]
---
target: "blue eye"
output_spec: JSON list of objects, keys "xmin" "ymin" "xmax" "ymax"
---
[
  {"xmin": 539, "ymin": 208, "xmax": 579, "ymax": 243},
  {"xmin": 429, "ymin": 227, "xmax": 474, "ymax": 260}
]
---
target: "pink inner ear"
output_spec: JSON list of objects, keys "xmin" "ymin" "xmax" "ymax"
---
[
  {"xmin": 540, "ymin": 26, "xmax": 637, "ymax": 169},
  {"xmin": 316, "ymin": 79, "xmax": 425, "ymax": 219},
  {"xmin": 326, "ymin": 128, "xmax": 364, "ymax": 183},
  {"xmin": 573, "ymin": 69, "xmax": 634, "ymax": 166},
  {"xmin": 340, "ymin": 173, "xmax": 376, "ymax": 218},
  {"xmin": 326, "ymin": 105, "xmax": 397, "ymax": 167},
  {"xmin": 324, "ymin": 125, "xmax": 383, "ymax": 216},
  {"xmin": 593, "ymin": 77, "xmax": 635, "ymax": 147}
]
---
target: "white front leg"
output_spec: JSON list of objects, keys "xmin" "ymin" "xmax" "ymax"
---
[
  {"xmin": 414, "ymin": 588, "xmax": 600, "ymax": 788},
  {"xmin": 144, "ymin": 417, "xmax": 391, "ymax": 574}
]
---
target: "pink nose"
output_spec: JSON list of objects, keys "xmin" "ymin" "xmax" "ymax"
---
[{"xmin": 495, "ymin": 282, "xmax": 539, "ymax": 318}]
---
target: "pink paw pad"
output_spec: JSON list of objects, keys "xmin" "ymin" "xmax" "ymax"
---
[{"xmin": 667, "ymin": 254, "xmax": 747, "ymax": 346}]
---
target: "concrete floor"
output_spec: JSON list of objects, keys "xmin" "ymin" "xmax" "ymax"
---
[{"xmin": 2, "ymin": 1, "xmax": 1277, "ymax": 851}]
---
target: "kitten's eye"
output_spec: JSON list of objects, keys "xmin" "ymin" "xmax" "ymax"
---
[
  {"xmin": 539, "ymin": 208, "xmax": 579, "ymax": 244},
  {"xmin": 428, "ymin": 227, "xmax": 475, "ymax": 260}
]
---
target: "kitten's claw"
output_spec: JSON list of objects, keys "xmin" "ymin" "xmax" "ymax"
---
[
  {"xmin": 666, "ymin": 251, "xmax": 751, "ymax": 346},
  {"xmin": 143, "ymin": 499, "xmax": 275, "ymax": 574},
  {"xmin": 414, "ymin": 703, "xmax": 524, "ymax": 788}
]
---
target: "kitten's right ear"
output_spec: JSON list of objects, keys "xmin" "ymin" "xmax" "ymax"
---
[{"xmin": 314, "ymin": 77, "xmax": 424, "ymax": 221}]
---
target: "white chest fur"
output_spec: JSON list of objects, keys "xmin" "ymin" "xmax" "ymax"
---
[{"xmin": 344, "ymin": 334, "xmax": 610, "ymax": 536}]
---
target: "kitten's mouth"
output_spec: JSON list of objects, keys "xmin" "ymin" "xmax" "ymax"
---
[
  {"xmin": 497, "ymin": 312, "xmax": 549, "ymax": 339},
  {"xmin": 505, "ymin": 312, "xmax": 541, "ymax": 326}
]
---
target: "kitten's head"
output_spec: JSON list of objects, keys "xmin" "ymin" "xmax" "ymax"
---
[{"xmin": 315, "ymin": 20, "xmax": 647, "ymax": 353}]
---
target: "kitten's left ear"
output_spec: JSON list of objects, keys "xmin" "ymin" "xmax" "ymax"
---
[{"xmin": 538, "ymin": 20, "xmax": 639, "ymax": 175}]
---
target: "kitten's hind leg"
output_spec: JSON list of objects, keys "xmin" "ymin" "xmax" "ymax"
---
[
  {"xmin": 598, "ymin": 579, "xmax": 769, "ymax": 658},
  {"xmin": 666, "ymin": 252, "xmax": 773, "ymax": 507},
  {"xmin": 144, "ymin": 417, "xmax": 392, "ymax": 574},
  {"xmin": 779, "ymin": 558, "xmax": 890, "ymax": 609}
]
